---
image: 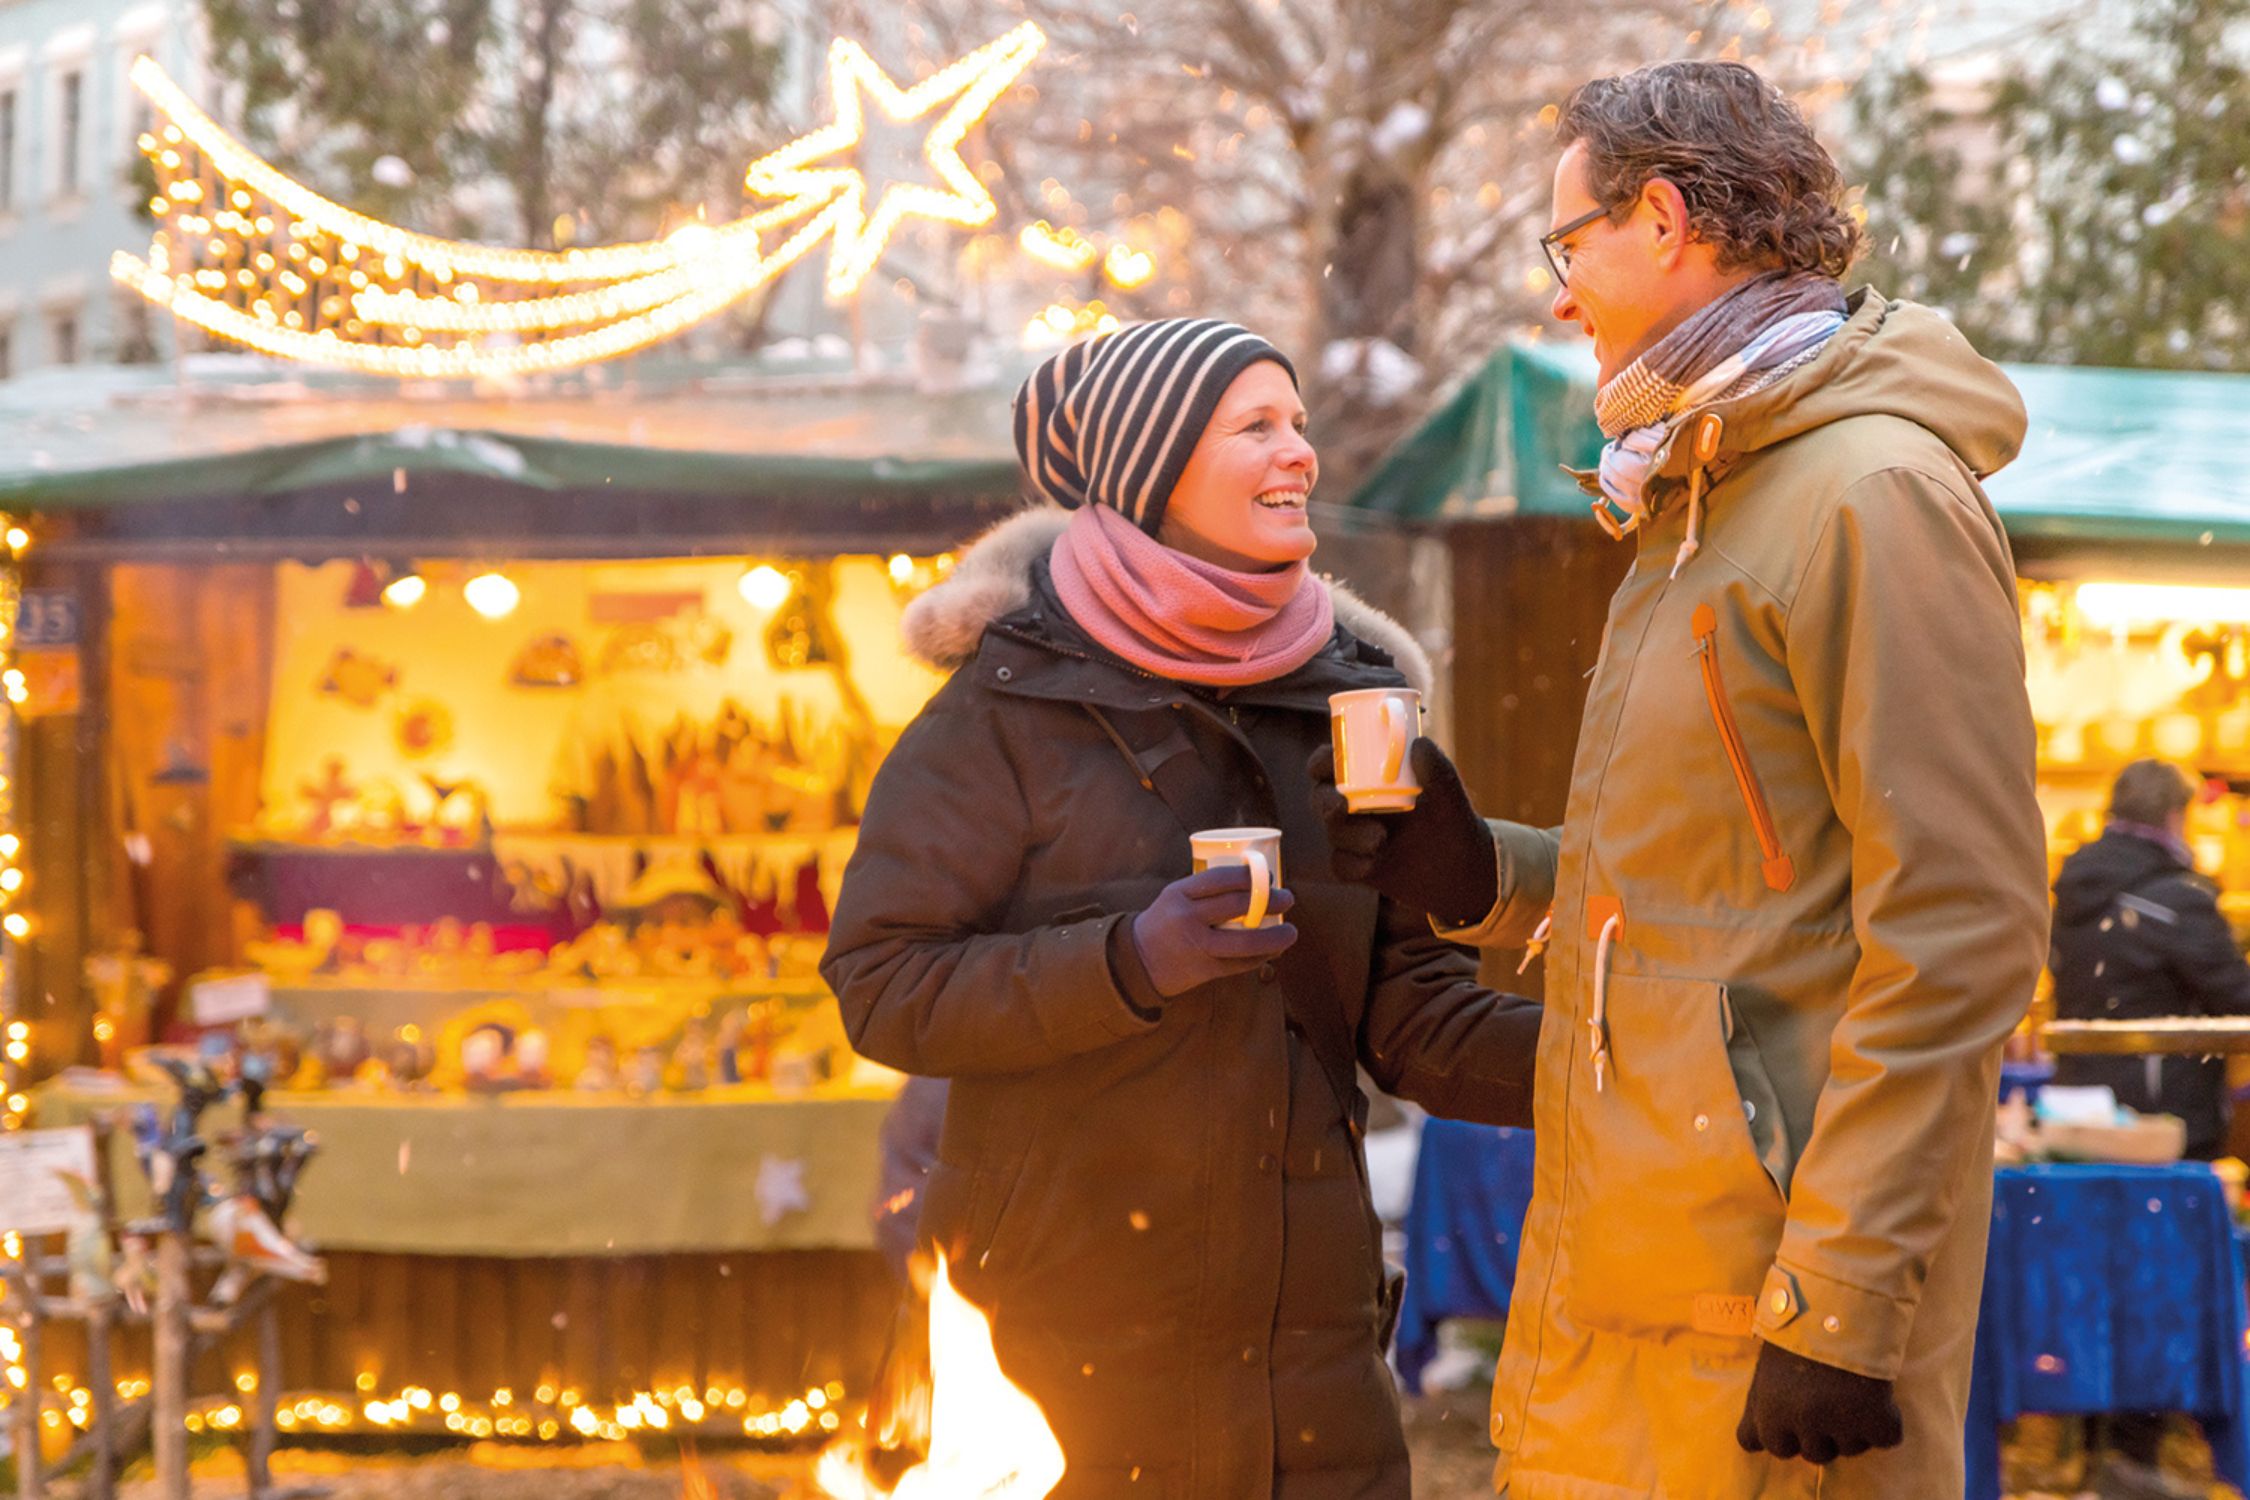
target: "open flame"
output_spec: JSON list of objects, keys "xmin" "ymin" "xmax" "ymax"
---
[{"xmin": 815, "ymin": 1253, "xmax": 1064, "ymax": 1499}]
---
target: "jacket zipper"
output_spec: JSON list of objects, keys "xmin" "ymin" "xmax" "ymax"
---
[
  {"xmin": 988, "ymin": 622, "xmax": 1258, "ymax": 757},
  {"xmin": 1690, "ymin": 604, "xmax": 1796, "ymax": 893}
]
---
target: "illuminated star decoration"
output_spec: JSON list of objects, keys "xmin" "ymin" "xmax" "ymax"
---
[
  {"xmin": 105, "ymin": 24, "xmax": 1044, "ymax": 376},
  {"xmin": 744, "ymin": 23, "xmax": 1044, "ymax": 303}
]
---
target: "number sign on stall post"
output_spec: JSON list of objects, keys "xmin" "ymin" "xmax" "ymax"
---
[{"xmin": 14, "ymin": 588, "xmax": 83, "ymax": 716}]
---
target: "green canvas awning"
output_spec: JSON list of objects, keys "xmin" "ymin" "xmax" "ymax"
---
[
  {"xmin": 1347, "ymin": 337, "xmax": 2250, "ymax": 551},
  {"xmin": 0, "ymin": 360, "xmax": 1021, "ymax": 511},
  {"xmin": 0, "ymin": 358, "xmax": 1032, "ymax": 556}
]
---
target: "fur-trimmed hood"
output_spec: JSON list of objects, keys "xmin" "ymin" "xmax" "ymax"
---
[{"xmin": 899, "ymin": 505, "xmax": 1434, "ymax": 696}]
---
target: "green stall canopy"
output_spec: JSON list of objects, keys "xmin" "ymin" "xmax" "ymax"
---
[
  {"xmin": 1347, "ymin": 336, "xmax": 2250, "ymax": 551},
  {"xmin": 0, "ymin": 362, "xmax": 1022, "ymax": 511}
]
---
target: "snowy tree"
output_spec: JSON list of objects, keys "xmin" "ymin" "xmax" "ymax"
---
[
  {"xmin": 1850, "ymin": 0, "xmax": 2250, "ymax": 369},
  {"xmin": 889, "ymin": 0, "xmax": 1711, "ymax": 485},
  {"xmin": 200, "ymin": 0, "xmax": 786, "ymax": 250}
]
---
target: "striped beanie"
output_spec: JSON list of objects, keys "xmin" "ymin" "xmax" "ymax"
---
[{"xmin": 1012, "ymin": 318, "xmax": 1297, "ymax": 535}]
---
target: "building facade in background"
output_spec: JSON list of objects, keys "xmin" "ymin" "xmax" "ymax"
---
[{"xmin": 0, "ymin": 0, "xmax": 196, "ymax": 381}]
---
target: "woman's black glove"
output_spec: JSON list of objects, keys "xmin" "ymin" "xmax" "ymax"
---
[
  {"xmin": 1308, "ymin": 738, "xmax": 1498, "ymax": 929},
  {"xmin": 1127, "ymin": 866, "xmax": 1298, "ymax": 998},
  {"xmin": 1735, "ymin": 1340, "xmax": 1904, "ymax": 1465}
]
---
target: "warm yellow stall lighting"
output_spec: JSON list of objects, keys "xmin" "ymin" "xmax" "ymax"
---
[
  {"xmin": 739, "ymin": 565, "xmax": 794, "ymax": 611},
  {"xmin": 463, "ymin": 573, "xmax": 521, "ymax": 619},
  {"xmin": 887, "ymin": 554, "xmax": 916, "ymax": 584},
  {"xmin": 380, "ymin": 573, "xmax": 428, "ymax": 610},
  {"xmin": 2075, "ymin": 582, "xmax": 2250, "ymax": 630}
]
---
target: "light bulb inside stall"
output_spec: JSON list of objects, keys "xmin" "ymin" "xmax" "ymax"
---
[
  {"xmin": 887, "ymin": 554, "xmax": 915, "ymax": 584},
  {"xmin": 464, "ymin": 572, "xmax": 520, "ymax": 619},
  {"xmin": 739, "ymin": 565, "xmax": 793, "ymax": 611},
  {"xmin": 381, "ymin": 573, "xmax": 427, "ymax": 610}
]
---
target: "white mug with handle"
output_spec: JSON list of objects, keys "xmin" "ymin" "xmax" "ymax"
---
[
  {"xmin": 1189, "ymin": 827, "xmax": 1285, "ymax": 930},
  {"xmin": 1329, "ymin": 687, "xmax": 1424, "ymax": 813}
]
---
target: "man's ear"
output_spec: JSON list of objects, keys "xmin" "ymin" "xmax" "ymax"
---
[{"xmin": 1642, "ymin": 176, "xmax": 1697, "ymax": 267}]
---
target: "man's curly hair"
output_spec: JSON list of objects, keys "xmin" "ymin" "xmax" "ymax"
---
[{"xmin": 1557, "ymin": 62, "xmax": 1864, "ymax": 279}]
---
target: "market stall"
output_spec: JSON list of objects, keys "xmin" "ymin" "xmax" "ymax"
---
[{"xmin": 0, "ymin": 357, "xmax": 1025, "ymax": 1445}]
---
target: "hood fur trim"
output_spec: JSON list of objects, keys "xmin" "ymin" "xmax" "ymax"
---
[{"xmin": 899, "ymin": 504, "xmax": 1434, "ymax": 696}]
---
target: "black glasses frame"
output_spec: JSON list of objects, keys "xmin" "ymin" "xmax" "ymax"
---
[{"xmin": 1540, "ymin": 204, "xmax": 1612, "ymax": 286}]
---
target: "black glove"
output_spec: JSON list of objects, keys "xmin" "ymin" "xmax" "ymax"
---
[
  {"xmin": 1128, "ymin": 865, "xmax": 1298, "ymax": 998},
  {"xmin": 1308, "ymin": 738, "xmax": 1498, "ymax": 928},
  {"xmin": 1735, "ymin": 1339, "xmax": 1904, "ymax": 1465}
]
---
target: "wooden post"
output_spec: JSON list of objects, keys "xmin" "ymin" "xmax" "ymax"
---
[
  {"xmin": 151, "ymin": 1232, "xmax": 190, "ymax": 1500},
  {"xmin": 247, "ymin": 1298, "xmax": 280, "ymax": 1499},
  {"xmin": 11, "ymin": 1279, "xmax": 39, "ymax": 1500},
  {"xmin": 85, "ymin": 1299, "xmax": 114, "ymax": 1500}
]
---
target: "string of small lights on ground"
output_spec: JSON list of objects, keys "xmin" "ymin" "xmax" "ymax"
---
[{"xmin": 1, "ymin": 1362, "xmax": 850, "ymax": 1448}]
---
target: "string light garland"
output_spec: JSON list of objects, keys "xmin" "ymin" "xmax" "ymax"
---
[
  {"xmin": 1, "ymin": 518, "xmax": 26, "ymax": 1136},
  {"xmin": 110, "ymin": 23, "xmax": 1047, "ymax": 376},
  {"xmin": 0, "ymin": 1366, "xmax": 849, "ymax": 1446}
]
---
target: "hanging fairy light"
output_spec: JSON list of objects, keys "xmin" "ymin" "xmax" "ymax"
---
[
  {"xmin": 463, "ymin": 571, "xmax": 521, "ymax": 619},
  {"xmin": 1100, "ymin": 242, "xmax": 1156, "ymax": 291},
  {"xmin": 739, "ymin": 565, "xmax": 794, "ymax": 612},
  {"xmin": 109, "ymin": 23, "xmax": 1049, "ymax": 375},
  {"xmin": 1019, "ymin": 220, "xmax": 1098, "ymax": 273},
  {"xmin": 380, "ymin": 571, "xmax": 427, "ymax": 610},
  {"xmin": 0, "ymin": 517, "xmax": 25, "ymax": 1133}
]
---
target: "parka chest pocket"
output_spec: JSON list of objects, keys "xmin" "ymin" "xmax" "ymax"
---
[
  {"xmin": 1691, "ymin": 604, "xmax": 1795, "ymax": 895},
  {"xmin": 1561, "ymin": 973, "xmax": 1788, "ymax": 1340}
]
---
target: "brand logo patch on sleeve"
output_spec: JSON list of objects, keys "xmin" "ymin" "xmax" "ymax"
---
[{"xmin": 1691, "ymin": 1294, "xmax": 1758, "ymax": 1337}]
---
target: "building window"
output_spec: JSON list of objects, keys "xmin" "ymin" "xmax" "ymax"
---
[
  {"xmin": 58, "ymin": 68, "xmax": 83, "ymax": 198},
  {"xmin": 51, "ymin": 309, "xmax": 78, "ymax": 366},
  {"xmin": 0, "ymin": 89, "xmax": 16, "ymax": 213},
  {"xmin": 0, "ymin": 326, "xmax": 12, "ymax": 383}
]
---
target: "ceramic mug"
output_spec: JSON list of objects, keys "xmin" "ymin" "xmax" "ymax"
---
[
  {"xmin": 1329, "ymin": 687, "xmax": 1423, "ymax": 813},
  {"xmin": 1190, "ymin": 826, "xmax": 1285, "ymax": 930}
]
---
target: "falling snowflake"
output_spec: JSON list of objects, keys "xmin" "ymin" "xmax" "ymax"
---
[{"xmin": 755, "ymin": 1155, "xmax": 811, "ymax": 1227}]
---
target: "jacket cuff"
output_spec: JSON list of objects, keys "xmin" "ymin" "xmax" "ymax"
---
[
  {"xmin": 1103, "ymin": 915, "xmax": 1169, "ymax": 1021},
  {"xmin": 1429, "ymin": 822, "xmax": 1542, "ymax": 948},
  {"xmin": 1752, "ymin": 1259, "xmax": 1916, "ymax": 1382},
  {"xmin": 1024, "ymin": 913, "xmax": 1164, "ymax": 1053}
]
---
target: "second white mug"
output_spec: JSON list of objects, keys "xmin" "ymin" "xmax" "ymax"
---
[{"xmin": 1329, "ymin": 687, "xmax": 1423, "ymax": 813}]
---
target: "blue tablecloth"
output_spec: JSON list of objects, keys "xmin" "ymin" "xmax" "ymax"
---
[
  {"xmin": 1968, "ymin": 1163, "xmax": 2250, "ymax": 1500},
  {"xmin": 1396, "ymin": 1128, "xmax": 2250, "ymax": 1496},
  {"xmin": 1393, "ymin": 1119, "xmax": 1536, "ymax": 1392}
]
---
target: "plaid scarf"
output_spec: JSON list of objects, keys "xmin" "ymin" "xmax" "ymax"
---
[{"xmin": 1594, "ymin": 271, "xmax": 1848, "ymax": 439}]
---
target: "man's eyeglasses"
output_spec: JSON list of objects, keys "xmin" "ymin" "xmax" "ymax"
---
[{"xmin": 1540, "ymin": 204, "xmax": 1612, "ymax": 286}]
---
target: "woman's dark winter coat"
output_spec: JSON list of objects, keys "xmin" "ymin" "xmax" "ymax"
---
[
  {"xmin": 2050, "ymin": 826, "xmax": 2250, "ymax": 1157},
  {"xmin": 821, "ymin": 507, "xmax": 1540, "ymax": 1499}
]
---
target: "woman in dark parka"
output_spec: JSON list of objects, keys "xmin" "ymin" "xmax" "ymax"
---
[{"xmin": 820, "ymin": 319, "xmax": 1539, "ymax": 1500}]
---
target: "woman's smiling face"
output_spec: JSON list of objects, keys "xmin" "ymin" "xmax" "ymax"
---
[{"xmin": 1158, "ymin": 361, "xmax": 1319, "ymax": 571}]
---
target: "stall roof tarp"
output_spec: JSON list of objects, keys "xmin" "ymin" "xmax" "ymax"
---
[
  {"xmin": 0, "ymin": 359, "xmax": 1024, "ymax": 509},
  {"xmin": 1347, "ymin": 337, "xmax": 2250, "ymax": 548}
]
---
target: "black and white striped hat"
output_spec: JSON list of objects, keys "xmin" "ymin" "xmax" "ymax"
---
[{"xmin": 1012, "ymin": 318, "xmax": 1297, "ymax": 535}]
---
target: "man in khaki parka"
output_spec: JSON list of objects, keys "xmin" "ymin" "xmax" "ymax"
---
[{"xmin": 1314, "ymin": 62, "xmax": 2049, "ymax": 1499}]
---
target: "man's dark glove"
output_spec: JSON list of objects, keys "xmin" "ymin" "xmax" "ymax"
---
[
  {"xmin": 1735, "ymin": 1339, "xmax": 1904, "ymax": 1465},
  {"xmin": 1308, "ymin": 738, "xmax": 1498, "ymax": 929},
  {"xmin": 1127, "ymin": 865, "xmax": 1298, "ymax": 998}
]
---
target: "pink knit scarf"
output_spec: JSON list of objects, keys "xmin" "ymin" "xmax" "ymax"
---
[{"xmin": 1048, "ymin": 504, "xmax": 1335, "ymax": 687}]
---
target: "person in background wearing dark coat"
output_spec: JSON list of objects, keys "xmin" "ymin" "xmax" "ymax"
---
[
  {"xmin": 2051, "ymin": 758, "xmax": 2250, "ymax": 1158},
  {"xmin": 2049, "ymin": 757, "xmax": 2250, "ymax": 1500},
  {"xmin": 822, "ymin": 318, "xmax": 1541, "ymax": 1500}
]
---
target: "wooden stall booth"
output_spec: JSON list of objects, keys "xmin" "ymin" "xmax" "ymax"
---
[{"xmin": 0, "ymin": 358, "xmax": 1024, "ymax": 1455}]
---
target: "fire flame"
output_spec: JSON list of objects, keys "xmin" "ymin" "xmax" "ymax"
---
[{"xmin": 815, "ymin": 1253, "xmax": 1064, "ymax": 1499}]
